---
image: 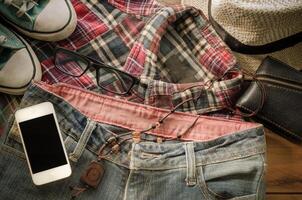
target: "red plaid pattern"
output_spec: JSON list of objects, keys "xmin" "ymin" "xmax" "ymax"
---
[
  {"xmin": 114, "ymin": 17, "xmax": 145, "ymax": 48},
  {"xmin": 108, "ymin": 0, "xmax": 161, "ymax": 16},
  {"xmin": 0, "ymin": 0, "xmax": 244, "ymax": 134},
  {"xmin": 32, "ymin": 0, "xmax": 242, "ymax": 114},
  {"xmin": 41, "ymin": 58, "xmax": 97, "ymax": 90},
  {"xmin": 57, "ymin": 0, "xmax": 109, "ymax": 50}
]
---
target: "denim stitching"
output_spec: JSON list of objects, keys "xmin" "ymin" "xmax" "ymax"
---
[
  {"xmin": 196, "ymin": 165, "xmax": 211, "ymax": 199},
  {"xmin": 184, "ymin": 142, "xmax": 197, "ymax": 186},
  {"xmin": 68, "ymin": 119, "xmax": 97, "ymax": 162},
  {"xmin": 255, "ymin": 154, "xmax": 266, "ymax": 200},
  {"xmin": 37, "ymin": 82, "xmax": 255, "ymax": 125},
  {"xmin": 123, "ymin": 169, "xmax": 134, "ymax": 200},
  {"xmin": 123, "ymin": 143, "xmax": 136, "ymax": 200}
]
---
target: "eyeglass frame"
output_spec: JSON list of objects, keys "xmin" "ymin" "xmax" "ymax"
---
[{"xmin": 53, "ymin": 47, "xmax": 140, "ymax": 95}]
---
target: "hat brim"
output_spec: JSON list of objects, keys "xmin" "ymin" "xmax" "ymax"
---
[
  {"xmin": 235, "ymin": 42, "xmax": 302, "ymax": 73},
  {"xmin": 182, "ymin": 0, "xmax": 302, "ymax": 72}
]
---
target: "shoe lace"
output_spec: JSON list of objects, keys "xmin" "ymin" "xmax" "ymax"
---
[
  {"xmin": 0, "ymin": 35, "xmax": 7, "ymax": 44},
  {"xmin": 4, "ymin": 0, "xmax": 38, "ymax": 17}
]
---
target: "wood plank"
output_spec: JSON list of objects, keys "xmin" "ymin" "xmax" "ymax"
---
[
  {"xmin": 266, "ymin": 194, "xmax": 302, "ymax": 200},
  {"xmin": 266, "ymin": 128, "xmax": 302, "ymax": 193}
]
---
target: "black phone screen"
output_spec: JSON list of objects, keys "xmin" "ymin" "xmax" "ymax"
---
[{"xmin": 19, "ymin": 114, "xmax": 67, "ymax": 174}]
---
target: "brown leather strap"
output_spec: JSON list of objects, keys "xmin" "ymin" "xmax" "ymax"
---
[{"xmin": 231, "ymin": 70, "xmax": 267, "ymax": 117}]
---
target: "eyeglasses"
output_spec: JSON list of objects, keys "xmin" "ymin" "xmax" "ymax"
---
[{"xmin": 54, "ymin": 47, "xmax": 139, "ymax": 95}]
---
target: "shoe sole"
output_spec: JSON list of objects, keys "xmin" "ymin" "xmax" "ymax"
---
[
  {"xmin": 3, "ymin": 0, "xmax": 77, "ymax": 42},
  {"xmin": 0, "ymin": 33, "xmax": 42, "ymax": 95}
]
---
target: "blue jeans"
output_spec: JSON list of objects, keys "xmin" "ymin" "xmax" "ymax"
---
[{"xmin": 0, "ymin": 82, "xmax": 266, "ymax": 200}]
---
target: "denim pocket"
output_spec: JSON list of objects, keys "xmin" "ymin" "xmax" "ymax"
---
[
  {"xmin": 1, "ymin": 119, "xmax": 78, "ymax": 160},
  {"xmin": 0, "ymin": 142, "xmax": 26, "ymax": 160},
  {"xmin": 197, "ymin": 154, "xmax": 265, "ymax": 200},
  {"xmin": 0, "ymin": 135, "xmax": 81, "ymax": 199},
  {"xmin": 1, "ymin": 120, "xmax": 25, "ymax": 157}
]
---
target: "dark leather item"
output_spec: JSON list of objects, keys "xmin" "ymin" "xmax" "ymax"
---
[
  {"xmin": 80, "ymin": 161, "xmax": 105, "ymax": 188},
  {"xmin": 236, "ymin": 56, "xmax": 302, "ymax": 140}
]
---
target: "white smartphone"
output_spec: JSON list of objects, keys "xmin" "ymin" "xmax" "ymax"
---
[{"xmin": 15, "ymin": 102, "xmax": 72, "ymax": 186}]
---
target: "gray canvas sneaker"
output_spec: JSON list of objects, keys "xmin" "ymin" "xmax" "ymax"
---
[
  {"xmin": 0, "ymin": 0, "xmax": 77, "ymax": 41},
  {"xmin": 0, "ymin": 23, "xmax": 41, "ymax": 95}
]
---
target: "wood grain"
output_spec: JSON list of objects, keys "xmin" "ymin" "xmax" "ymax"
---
[
  {"xmin": 267, "ymin": 195, "xmax": 302, "ymax": 200},
  {"xmin": 266, "ymin": 128, "xmax": 302, "ymax": 193}
]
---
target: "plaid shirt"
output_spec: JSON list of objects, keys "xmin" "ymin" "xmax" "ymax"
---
[{"xmin": 0, "ymin": 0, "xmax": 242, "ymax": 134}]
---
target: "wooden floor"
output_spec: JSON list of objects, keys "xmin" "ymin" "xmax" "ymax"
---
[{"xmin": 266, "ymin": 128, "xmax": 302, "ymax": 199}]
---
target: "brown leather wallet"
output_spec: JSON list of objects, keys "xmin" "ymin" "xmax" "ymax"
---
[{"xmin": 236, "ymin": 56, "xmax": 302, "ymax": 141}]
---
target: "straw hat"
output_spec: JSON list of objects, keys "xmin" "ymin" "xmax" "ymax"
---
[{"xmin": 182, "ymin": 0, "xmax": 302, "ymax": 72}]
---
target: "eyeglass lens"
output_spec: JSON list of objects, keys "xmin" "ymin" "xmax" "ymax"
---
[
  {"xmin": 55, "ymin": 49, "xmax": 135, "ymax": 94},
  {"xmin": 55, "ymin": 50, "xmax": 89, "ymax": 77}
]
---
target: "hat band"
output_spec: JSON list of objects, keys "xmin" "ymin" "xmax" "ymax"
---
[{"xmin": 208, "ymin": 0, "xmax": 302, "ymax": 55}]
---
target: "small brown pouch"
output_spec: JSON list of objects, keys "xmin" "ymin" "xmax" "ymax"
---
[{"xmin": 80, "ymin": 161, "xmax": 105, "ymax": 188}]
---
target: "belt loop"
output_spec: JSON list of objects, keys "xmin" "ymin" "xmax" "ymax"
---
[
  {"xmin": 184, "ymin": 142, "xmax": 197, "ymax": 186},
  {"xmin": 69, "ymin": 119, "xmax": 97, "ymax": 162}
]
